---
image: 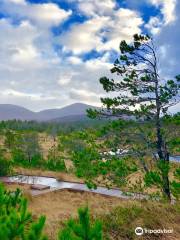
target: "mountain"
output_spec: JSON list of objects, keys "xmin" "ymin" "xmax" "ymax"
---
[
  {"xmin": 0, "ymin": 103, "xmax": 97, "ymax": 122},
  {"xmin": 0, "ymin": 104, "xmax": 36, "ymax": 121},
  {"xmin": 36, "ymin": 103, "xmax": 95, "ymax": 121}
]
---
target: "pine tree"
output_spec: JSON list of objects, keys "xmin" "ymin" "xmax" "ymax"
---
[
  {"xmin": 59, "ymin": 207, "xmax": 102, "ymax": 240},
  {"xmin": 0, "ymin": 184, "xmax": 47, "ymax": 240},
  {"xmin": 88, "ymin": 34, "xmax": 180, "ymax": 200}
]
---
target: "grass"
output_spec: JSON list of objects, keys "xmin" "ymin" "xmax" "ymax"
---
[
  {"xmin": 101, "ymin": 202, "xmax": 180, "ymax": 240},
  {"xmin": 1, "ymin": 129, "xmax": 180, "ymax": 239},
  {"xmin": 5, "ymin": 183, "xmax": 180, "ymax": 240},
  {"xmin": 14, "ymin": 166, "xmax": 83, "ymax": 182}
]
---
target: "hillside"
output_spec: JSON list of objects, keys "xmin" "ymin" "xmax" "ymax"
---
[
  {"xmin": 0, "ymin": 103, "xmax": 97, "ymax": 122},
  {"xmin": 0, "ymin": 104, "xmax": 36, "ymax": 121}
]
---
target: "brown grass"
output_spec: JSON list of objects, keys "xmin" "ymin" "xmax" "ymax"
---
[
  {"xmin": 5, "ymin": 183, "xmax": 180, "ymax": 240},
  {"xmin": 101, "ymin": 201, "xmax": 180, "ymax": 240},
  {"xmin": 5, "ymin": 183, "xmax": 30, "ymax": 192},
  {"xmin": 38, "ymin": 133, "xmax": 58, "ymax": 158},
  {"xmin": 14, "ymin": 167, "xmax": 83, "ymax": 183},
  {"xmin": 29, "ymin": 189, "xmax": 122, "ymax": 239}
]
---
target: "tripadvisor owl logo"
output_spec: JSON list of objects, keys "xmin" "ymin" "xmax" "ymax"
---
[
  {"xmin": 135, "ymin": 227, "xmax": 144, "ymax": 236},
  {"xmin": 135, "ymin": 227, "xmax": 173, "ymax": 236}
]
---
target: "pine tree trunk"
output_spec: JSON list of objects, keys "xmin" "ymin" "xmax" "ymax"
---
[
  {"xmin": 162, "ymin": 168, "xmax": 171, "ymax": 200},
  {"xmin": 156, "ymin": 111, "xmax": 171, "ymax": 200},
  {"xmin": 154, "ymin": 63, "xmax": 171, "ymax": 201}
]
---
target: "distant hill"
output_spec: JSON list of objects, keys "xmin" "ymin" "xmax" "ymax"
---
[
  {"xmin": 0, "ymin": 104, "xmax": 36, "ymax": 121},
  {"xmin": 36, "ymin": 103, "xmax": 96, "ymax": 121},
  {"xmin": 0, "ymin": 103, "xmax": 98, "ymax": 122},
  {"xmin": 50, "ymin": 114, "xmax": 90, "ymax": 123}
]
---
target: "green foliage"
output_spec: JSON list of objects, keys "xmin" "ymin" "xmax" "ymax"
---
[
  {"xmin": 102, "ymin": 205, "xmax": 143, "ymax": 240},
  {"xmin": 144, "ymin": 160, "xmax": 170, "ymax": 188},
  {"xmin": 89, "ymin": 33, "xmax": 179, "ymax": 119},
  {"xmin": 163, "ymin": 112, "xmax": 180, "ymax": 125},
  {"xmin": 0, "ymin": 184, "xmax": 47, "ymax": 240},
  {"xmin": 144, "ymin": 171, "xmax": 162, "ymax": 187},
  {"xmin": 4, "ymin": 130, "xmax": 16, "ymax": 149},
  {"xmin": 59, "ymin": 122, "xmax": 139, "ymax": 188},
  {"xmin": 87, "ymin": 33, "xmax": 180, "ymax": 200},
  {"xmin": 46, "ymin": 157, "xmax": 66, "ymax": 172},
  {"xmin": 59, "ymin": 207, "xmax": 102, "ymax": 240},
  {"xmin": 174, "ymin": 167, "xmax": 180, "ymax": 180},
  {"xmin": 11, "ymin": 132, "xmax": 43, "ymax": 168},
  {"xmin": 97, "ymin": 157, "xmax": 137, "ymax": 187},
  {"xmin": 101, "ymin": 202, "xmax": 180, "ymax": 240},
  {"xmin": 25, "ymin": 216, "xmax": 47, "ymax": 240},
  {"xmin": 0, "ymin": 119, "xmax": 107, "ymax": 134},
  {"xmin": 0, "ymin": 149, "xmax": 12, "ymax": 176},
  {"xmin": 157, "ymin": 160, "xmax": 170, "ymax": 177},
  {"xmin": 73, "ymin": 147, "xmax": 100, "ymax": 179},
  {"xmin": 12, "ymin": 148, "xmax": 43, "ymax": 168},
  {"xmin": 168, "ymin": 137, "xmax": 180, "ymax": 153},
  {"xmin": 144, "ymin": 162, "xmax": 180, "ymax": 200},
  {"xmin": 171, "ymin": 181, "xmax": 180, "ymax": 200}
]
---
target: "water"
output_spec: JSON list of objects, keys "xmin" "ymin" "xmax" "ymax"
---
[
  {"xmin": 154, "ymin": 154, "xmax": 180, "ymax": 163},
  {"xmin": 7, "ymin": 175, "xmax": 147, "ymax": 199},
  {"xmin": 169, "ymin": 155, "xmax": 180, "ymax": 162},
  {"xmin": 101, "ymin": 151, "xmax": 180, "ymax": 163}
]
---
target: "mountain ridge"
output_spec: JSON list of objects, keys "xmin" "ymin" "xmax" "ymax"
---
[{"xmin": 0, "ymin": 103, "xmax": 98, "ymax": 122}]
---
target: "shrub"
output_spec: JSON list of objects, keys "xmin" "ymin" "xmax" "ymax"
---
[
  {"xmin": 0, "ymin": 184, "xmax": 47, "ymax": 240},
  {"xmin": 45, "ymin": 158, "xmax": 66, "ymax": 171},
  {"xmin": 59, "ymin": 206, "xmax": 102, "ymax": 240},
  {"xmin": 0, "ymin": 152, "xmax": 12, "ymax": 176}
]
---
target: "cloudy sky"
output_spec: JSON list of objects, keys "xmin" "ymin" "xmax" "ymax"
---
[{"xmin": 0, "ymin": 0, "xmax": 179, "ymax": 111}]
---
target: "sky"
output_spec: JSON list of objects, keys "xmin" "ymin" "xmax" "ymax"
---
[{"xmin": 0, "ymin": 0, "xmax": 179, "ymax": 111}]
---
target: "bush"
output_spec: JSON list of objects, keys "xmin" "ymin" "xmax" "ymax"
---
[
  {"xmin": 101, "ymin": 205, "xmax": 142, "ymax": 240},
  {"xmin": 12, "ymin": 148, "xmax": 43, "ymax": 168},
  {"xmin": 0, "ymin": 184, "xmax": 47, "ymax": 240},
  {"xmin": 45, "ymin": 157, "xmax": 66, "ymax": 171},
  {"xmin": 0, "ymin": 153, "xmax": 12, "ymax": 176},
  {"xmin": 59, "ymin": 206, "xmax": 102, "ymax": 240}
]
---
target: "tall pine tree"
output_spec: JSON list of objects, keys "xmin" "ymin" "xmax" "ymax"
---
[{"xmin": 88, "ymin": 34, "xmax": 180, "ymax": 200}]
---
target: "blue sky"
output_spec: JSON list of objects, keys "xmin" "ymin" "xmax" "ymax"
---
[{"xmin": 0, "ymin": 0, "xmax": 179, "ymax": 111}]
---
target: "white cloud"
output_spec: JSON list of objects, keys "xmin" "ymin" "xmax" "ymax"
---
[
  {"xmin": 59, "ymin": 16, "xmax": 110, "ymax": 54},
  {"xmin": 67, "ymin": 56, "xmax": 83, "ymax": 65},
  {"xmin": 1, "ymin": 0, "xmax": 72, "ymax": 27},
  {"xmin": 69, "ymin": 88, "xmax": 100, "ymax": 102},
  {"xmin": 149, "ymin": 0, "xmax": 176, "ymax": 24},
  {"xmin": 7, "ymin": 0, "xmax": 26, "ymax": 4},
  {"xmin": 0, "ymin": 16, "xmax": 110, "ymax": 110},
  {"xmin": 59, "ymin": 8, "xmax": 143, "ymax": 54},
  {"xmin": 58, "ymin": 73, "xmax": 75, "ymax": 86},
  {"xmin": 0, "ymin": 0, "xmax": 178, "ymax": 112},
  {"xmin": 0, "ymin": 19, "xmax": 39, "ymax": 67},
  {"xmin": 12, "ymin": 44, "xmax": 38, "ymax": 63},
  {"xmin": 2, "ymin": 89, "xmax": 47, "ymax": 100},
  {"xmin": 0, "ymin": 0, "xmax": 143, "ymax": 110},
  {"xmin": 99, "ymin": 8, "xmax": 143, "ymax": 51},
  {"xmin": 145, "ymin": 16, "xmax": 163, "ymax": 34},
  {"xmin": 77, "ymin": 0, "xmax": 116, "ymax": 16}
]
